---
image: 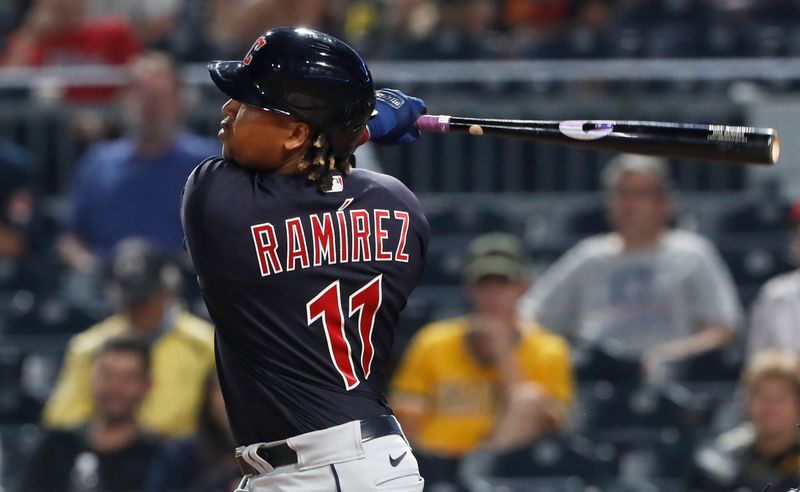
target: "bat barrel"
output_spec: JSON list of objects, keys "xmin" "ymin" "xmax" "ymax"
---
[{"xmin": 415, "ymin": 115, "xmax": 780, "ymax": 165}]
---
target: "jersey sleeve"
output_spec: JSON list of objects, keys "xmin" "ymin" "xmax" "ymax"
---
[{"xmin": 180, "ymin": 157, "xmax": 222, "ymax": 263}]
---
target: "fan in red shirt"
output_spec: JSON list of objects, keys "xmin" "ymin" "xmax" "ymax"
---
[{"xmin": 2, "ymin": 0, "xmax": 141, "ymax": 101}]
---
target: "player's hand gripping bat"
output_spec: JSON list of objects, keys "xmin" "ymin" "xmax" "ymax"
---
[{"xmin": 414, "ymin": 115, "xmax": 780, "ymax": 165}]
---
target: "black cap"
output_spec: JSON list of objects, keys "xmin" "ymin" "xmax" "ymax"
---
[
  {"xmin": 462, "ymin": 233, "xmax": 528, "ymax": 283},
  {"xmin": 109, "ymin": 239, "xmax": 181, "ymax": 307}
]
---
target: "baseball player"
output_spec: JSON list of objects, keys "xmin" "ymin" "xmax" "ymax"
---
[{"xmin": 181, "ymin": 27, "xmax": 429, "ymax": 491}]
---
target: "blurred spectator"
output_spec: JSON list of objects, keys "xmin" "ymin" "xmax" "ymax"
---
[
  {"xmin": 0, "ymin": 0, "xmax": 141, "ymax": 101},
  {"xmin": 688, "ymin": 350, "xmax": 800, "ymax": 491},
  {"xmin": 88, "ymin": 0, "xmax": 180, "ymax": 49},
  {"xmin": 145, "ymin": 372, "xmax": 239, "ymax": 492},
  {"xmin": 18, "ymin": 336, "xmax": 162, "ymax": 492},
  {"xmin": 504, "ymin": 0, "xmax": 571, "ymax": 30},
  {"xmin": 747, "ymin": 200, "xmax": 800, "ymax": 357},
  {"xmin": 522, "ymin": 155, "xmax": 742, "ymax": 381},
  {"xmin": 558, "ymin": 0, "xmax": 612, "ymax": 58},
  {"xmin": 0, "ymin": 0, "xmax": 31, "ymax": 42},
  {"xmin": 393, "ymin": 0, "xmax": 502, "ymax": 59},
  {"xmin": 391, "ymin": 233, "xmax": 573, "ymax": 459},
  {"xmin": 44, "ymin": 239, "xmax": 215, "ymax": 438},
  {"xmin": 515, "ymin": 0, "xmax": 611, "ymax": 58},
  {"xmin": 172, "ymin": 0, "xmax": 346, "ymax": 61},
  {"xmin": 57, "ymin": 51, "xmax": 218, "ymax": 275},
  {"xmin": 0, "ymin": 139, "xmax": 46, "ymax": 290}
]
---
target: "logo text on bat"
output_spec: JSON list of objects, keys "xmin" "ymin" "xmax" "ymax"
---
[{"xmin": 559, "ymin": 121, "xmax": 615, "ymax": 141}]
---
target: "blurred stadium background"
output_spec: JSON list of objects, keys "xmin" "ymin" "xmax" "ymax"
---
[{"xmin": 2, "ymin": 0, "xmax": 800, "ymax": 491}]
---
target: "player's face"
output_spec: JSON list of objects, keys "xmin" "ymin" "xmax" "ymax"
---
[
  {"xmin": 90, "ymin": 351, "xmax": 150, "ymax": 423},
  {"xmin": 747, "ymin": 376, "xmax": 800, "ymax": 439},
  {"xmin": 218, "ymin": 98, "xmax": 308, "ymax": 172},
  {"xmin": 608, "ymin": 172, "xmax": 671, "ymax": 239}
]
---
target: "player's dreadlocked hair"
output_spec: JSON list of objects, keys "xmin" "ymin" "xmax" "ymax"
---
[{"xmin": 298, "ymin": 133, "xmax": 353, "ymax": 192}]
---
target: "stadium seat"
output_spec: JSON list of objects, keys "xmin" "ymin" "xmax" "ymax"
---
[
  {"xmin": 0, "ymin": 423, "xmax": 42, "ymax": 490},
  {"xmin": 715, "ymin": 199, "xmax": 791, "ymax": 233},
  {"xmin": 608, "ymin": 27, "xmax": 646, "ymax": 58},
  {"xmin": 459, "ymin": 435, "xmax": 617, "ymax": 491},
  {"xmin": 0, "ymin": 347, "xmax": 42, "ymax": 425},
  {"xmin": 719, "ymin": 242, "xmax": 791, "ymax": 287},
  {"xmin": 426, "ymin": 206, "xmax": 524, "ymax": 236},
  {"xmin": 645, "ymin": 24, "xmax": 704, "ymax": 58},
  {"xmin": 677, "ymin": 380, "xmax": 742, "ymax": 436},
  {"xmin": 3, "ymin": 293, "xmax": 98, "ymax": 335},
  {"xmin": 673, "ymin": 348, "xmax": 743, "ymax": 382},
  {"xmin": 563, "ymin": 204, "xmax": 610, "ymax": 237},
  {"xmin": 415, "ymin": 451, "xmax": 462, "ymax": 489},
  {"xmin": 465, "ymin": 475, "xmax": 586, "ymax": 492},
  {"xmin": 420, "ymin": 237, "xmax": 467, "ymax": 286},
  {"xmin": 599, "ymin": 477, "xmax": 686, "ymax": 491},
  {"xmin": 703, "ymin": 23, "xmax": 746, "ymax": 57},
  {"xmin": 746, "ymin": 23, "xmax": 790, "ymax": 57},
  {"xmin": 572, "ymin": 344, "xmax": 642, "ymax": 383},
  {"xmin": 578, "ymin": 382, "xmax": 704, "ymax": 439}
]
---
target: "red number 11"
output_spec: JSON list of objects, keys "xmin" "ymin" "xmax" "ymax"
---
[{"xmin": 306, "ymin": 275, "xmax": 383, "ymax": 390}]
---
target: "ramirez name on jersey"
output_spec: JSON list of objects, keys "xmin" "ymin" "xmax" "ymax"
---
[{"xmin": 251, "ymin": 205, "xmax": 411, "ymax": 277}]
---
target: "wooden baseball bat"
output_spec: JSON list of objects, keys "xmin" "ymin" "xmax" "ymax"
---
[{"xmin": 414, "ymin": 115, "xmax": 780, "ymax": 165}]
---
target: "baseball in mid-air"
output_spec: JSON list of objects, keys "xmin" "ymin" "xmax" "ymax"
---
[{"xmin": 468, "ymin": 124, "xmax": 484, "ymax": 136}]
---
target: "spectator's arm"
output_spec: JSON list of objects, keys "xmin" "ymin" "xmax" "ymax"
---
[
  {"xmin": 643, "ymin": 238, "xmax": 741, "ymax": 372},
  {"xmin": 483, "ymin": 382, "xmax": 566, "ymax": 450},
  {"xmin": 483, "ymin": 330, "xmax": 573, "ymax": 450},
  {"xmin": 0, "ymin": 225, "xmax": 25, "ymax": 258},
  {"xmin": 43, "ymin": 341, "xmax": 94, "ymax": 428},
  {"xmin": 57, "ymin": 233, "xmax": 97, "ymax": 273},
  {"xmin": 0, "ymin": 2, "xmax": 59, "ymax": 66},
  {"xmin": 642, "ymin": 324, "xmax": 735, "ymax": 374},
  {"xmin": 389, "ymin": 329, "xmax": 435, "ymax": 445}
]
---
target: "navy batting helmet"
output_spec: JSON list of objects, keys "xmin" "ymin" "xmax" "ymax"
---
[{"xmin": 208, "ymin": 27, "xmax": 375, "ymax": 163}]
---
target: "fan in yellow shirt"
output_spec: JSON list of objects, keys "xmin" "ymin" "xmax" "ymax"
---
[
  {"xmin": 44, "ymin": 240, "xmax": 215, "ymax": 438},
  {"xmin": 391, "ymin": 234, "xmax": 574, "ymax": 457}
]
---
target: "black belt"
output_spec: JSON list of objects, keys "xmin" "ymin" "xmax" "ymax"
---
[{"xmin": 235, "ymin": 415, "xmax": 403, "ymax": 475}]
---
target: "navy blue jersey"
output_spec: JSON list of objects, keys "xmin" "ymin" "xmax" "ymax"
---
[{"xmin": 181, "ymin": 157, "xmax": 429, "ymax": 444}]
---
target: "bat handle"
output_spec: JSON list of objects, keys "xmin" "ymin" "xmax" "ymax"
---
[{"xmin": 415, "ymin": 114, "xmax": 451, "ymax": 133}]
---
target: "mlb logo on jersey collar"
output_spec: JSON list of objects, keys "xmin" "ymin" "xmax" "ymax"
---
[{"xmin": 325, "ymin": 175, "xmax": 344, "ymax": 193}]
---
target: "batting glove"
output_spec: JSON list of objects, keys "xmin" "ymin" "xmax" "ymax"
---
[{"xmin": 367, "ymin": 89, "xmax": 427, "ymax": 145}]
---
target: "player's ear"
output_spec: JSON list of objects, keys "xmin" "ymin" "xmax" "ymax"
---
[{"xmin": 284, "ymin": 121, "xmax": 312, "ymax": 151}]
